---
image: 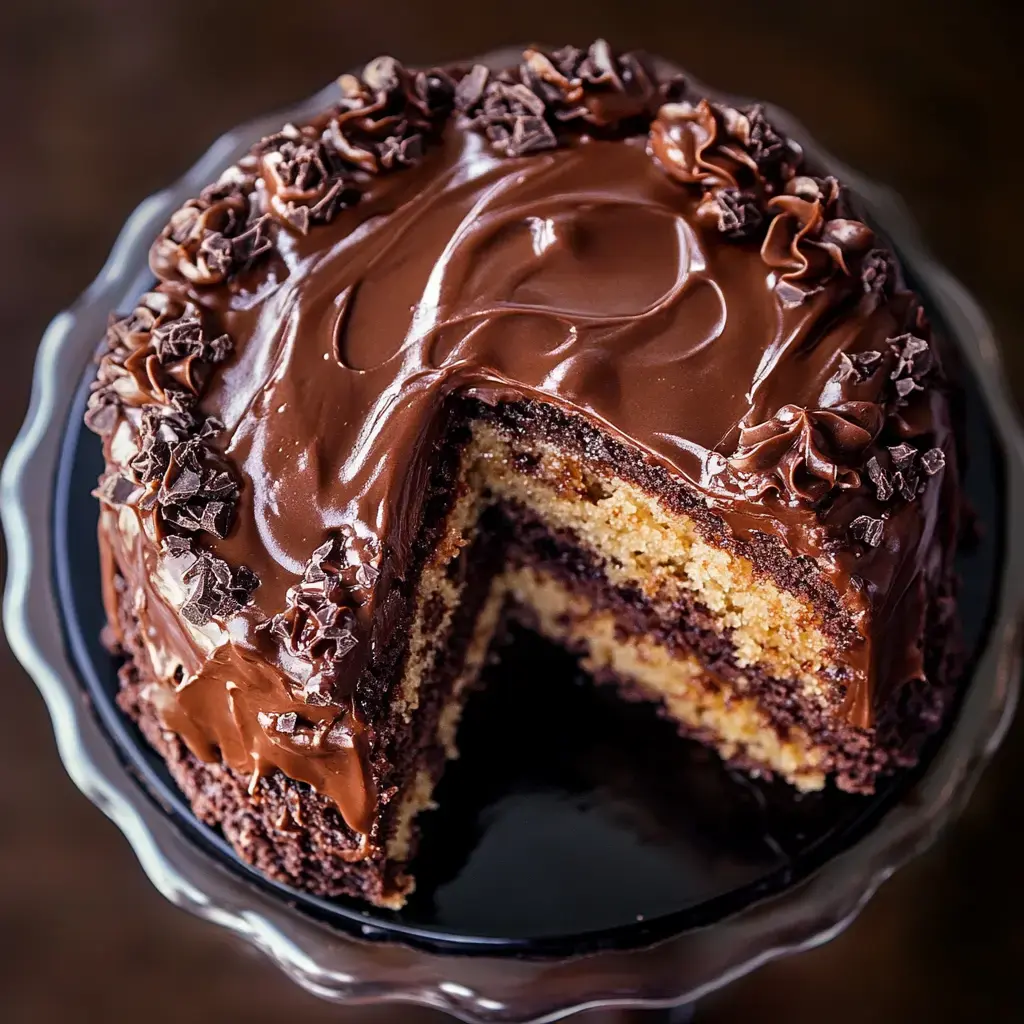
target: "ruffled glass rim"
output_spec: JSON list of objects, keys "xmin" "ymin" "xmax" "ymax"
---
[{"xmin": 4, "ymin": 51, "xmax": 1024, "ymax": 1022}]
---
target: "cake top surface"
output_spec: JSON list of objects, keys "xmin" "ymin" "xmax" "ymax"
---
[{"xmin": 87, "ymin": 43, "xmax": 958, "ymax": 833}]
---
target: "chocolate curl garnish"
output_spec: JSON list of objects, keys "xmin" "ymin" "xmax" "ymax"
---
[
  {"xmin": 457, "ymin": 41, "xmax": 658, "ymax": 157},
  {"xmin": 150, "ymin": 171, "xmax": 272, "ymax": 286},
  {"xmin": 761, "ymin": 176, "xmax": 874, "ymax": 304},
  {"xmin": 728, "ymin": 401, "xmax": 884, "ymax": 505}
]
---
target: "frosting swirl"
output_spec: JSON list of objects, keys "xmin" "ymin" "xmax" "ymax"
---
[
  {"xmin": 761, "ymin": 175, "xmax": 876, "ymax": 303},
  {"xmin": 728, "ymin": 401, "xmax": 884, "ymax": 505}
]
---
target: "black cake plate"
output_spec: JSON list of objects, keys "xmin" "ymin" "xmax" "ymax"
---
[{"xmin": 5, "ymin": 57, "xmax": 1024, "ymax": 1022}]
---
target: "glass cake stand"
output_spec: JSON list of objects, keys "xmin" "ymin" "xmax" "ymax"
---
[{"xmin": 4, "ymin": 53, "xmax": 1024, "ymax": 1022}]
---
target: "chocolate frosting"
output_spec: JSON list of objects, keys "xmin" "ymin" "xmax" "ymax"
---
[{"xmin": 88, "ymin": 43, "xmax": 959, "ymax": 837}]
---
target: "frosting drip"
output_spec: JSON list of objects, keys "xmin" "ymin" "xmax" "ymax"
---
[{"xmin": 90, "ymin": 45, "xmax": 958, "ymax": 836}]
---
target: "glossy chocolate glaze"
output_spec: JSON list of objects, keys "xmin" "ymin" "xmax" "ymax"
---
[{"xmin": 89, "ymin": 44, "xmax": 959, "ymax": 838}]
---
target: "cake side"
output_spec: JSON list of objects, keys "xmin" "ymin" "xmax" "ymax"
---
[{"xmin": 85, "ymin": 42, "xmax": 963, "ymax": 908}]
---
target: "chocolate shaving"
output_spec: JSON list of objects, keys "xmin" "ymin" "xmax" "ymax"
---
[
  {"xmin": 259, "ymin": 132, "xmax": 360, "ymax": 233},
  {"xmin": 862, "ymin": 441, "xmax": 945, "ymax": 507},
  {"xmin": 163, "ymin": 535, "xmax": 193, "ymax": 557},
  {"xmin": 93, "ymin": 473, "xmax": 138, "ymax": 507},
  {"xmin": 713, "ymin": 188, "xmax": 764, "ymax": 239},
  {"xmin": 888, "ymin": 443, "xmax": 917, "ymax": 472},
  {"xmin": 180, "ymin": 550, "xmax": 260, "ymax": 626},
  {"xmin": 885, "ymin": 332, "xmax": 932, "ymax": 406},
  {"xmin": 151, "ymin": 172, "xmax": 273, "ymax": 286},
  {"xmin": 152, "ymin": 316, "xmax": 231, "ymax": 365},
  {"xmin": 853, "ymin": 350, "xmax": 882, "ymax": 376},
  {"xmin": 459, "ymin": 41, "xmax": 658, "ymax": 157},
  {"xmin": 891, "ymin": 467, "xmax": 920, "ymax": 501},
  {"xmin": 850, "ymin": 514, "xmax": 884, "ymax": 547},
  {"xmin": 267, "ymin": 532, "xmax": 371, "ymax": 704},
  {"xmin": 860, "ymin": 247, "xmax": 896, "ymax": 303},
  {"xmin": 921, "ymin": 447, "xmax": 946, "ymax": 475},
  {"xmin": 743, "ymin": 105, "xmax": 789, "ymax": 171},
  {"xmin": 300, "ymin": 675, "xmax": 337, "ymax": 707},
  {"xmin": 888, "ymin": 333, "xmax": 932, "ymax": 381},
  {"xmin": 466, "ymin": 79, "xmax": 556, "ymax": 157},
  {"xmin": 894, "ymin": 377, "xmax": 921, "ymax": 399},
  {"xmin": 86, "ymin": 293, "xmax": 230, "ymax": 437},
  {"xmin": 866, "ymin": 456, "xmax": 894, "ymax": 502},
  {"xmin": 129, "ymin": 436, "xmax": 172, "ymax": 484},
  {"xmin": 455, "ymin": 64, "xmax": 489, "ymax": 110},
  {"xmin": 152, "ymin": 434, "xmax": 240, "ymax": 540},
  {"xmin": 84, "ymin": 394, "xmax": 120, "ymax": 436},
  {"xmin": 324, "ymin": 718, "xmax": 356, "ymax": 750}
]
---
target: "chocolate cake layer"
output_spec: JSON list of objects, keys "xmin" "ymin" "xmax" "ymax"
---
[{"xmin": 85, "ymin": 42, "xmax": 963, "ymax": 907}]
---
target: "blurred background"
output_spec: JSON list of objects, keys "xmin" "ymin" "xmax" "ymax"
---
[{"xmin": 0, "ymin": 1, "xmax": 1021, "ymax": 1021}]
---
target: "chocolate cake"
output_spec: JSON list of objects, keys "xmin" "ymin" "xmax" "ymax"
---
[{"xmin": 86, "ymin": 43, "xmax": 962, "ymax": 908}]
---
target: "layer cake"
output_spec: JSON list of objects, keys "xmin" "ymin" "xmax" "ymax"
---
[{"xmin": 86, "ymin": 43, "xmax": 962, "ymax": 908}]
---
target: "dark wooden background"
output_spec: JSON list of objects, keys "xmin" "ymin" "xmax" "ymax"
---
[{"xmin": 1, "ymin": 2, "xmax": 1022, "ymax": 1021}]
